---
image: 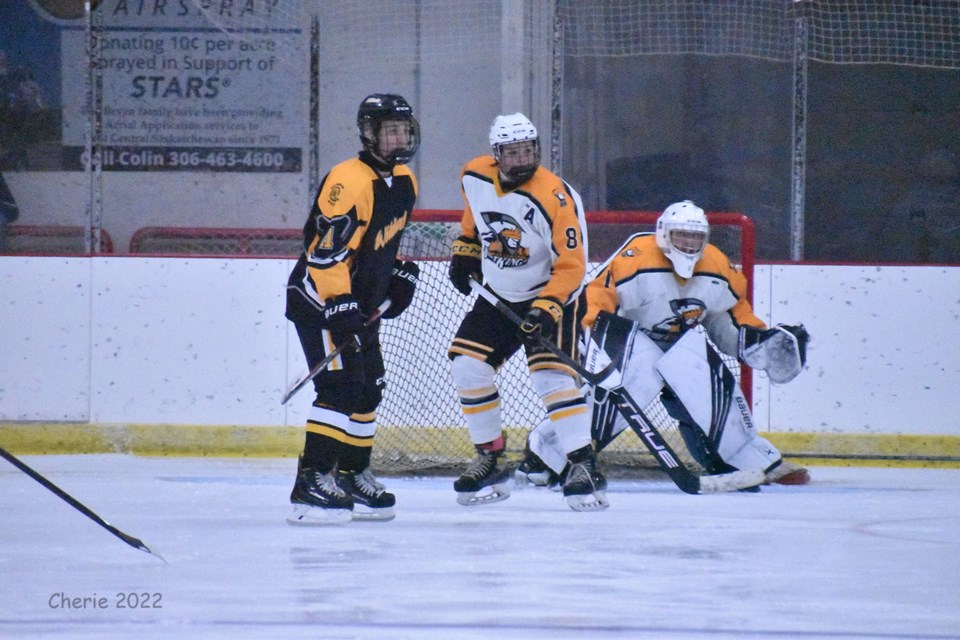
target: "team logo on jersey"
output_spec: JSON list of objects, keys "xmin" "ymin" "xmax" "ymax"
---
[
  {"xmin": 651, "ymin": 298, "xmax": 707, "ymax": 337},
  {"xmin": 480, "ymin": 211, "xmax": 530, "ymax": 267},
  {"xmin": 309, "ymin": 208, "xmax": 357, "ymax": 266},
  {"xmin": 553, "ymin": 189, "xmax": 568, "ymax": 207},
  {"xmin": 328, "ymin": 183, "xmax": 343, "ymax": 205}
]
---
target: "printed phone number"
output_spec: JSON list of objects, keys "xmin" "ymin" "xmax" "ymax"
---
[
  {"xmin": 48, "ymin": 591, "xmax": 163, "ymax": 610},
  {"xmin": 64, "ymin": 146, "xmax": 302, "ymax": 172},
  {"xmin": 116, "ymin": 146, "xmax": 300, "ymax": 172}
]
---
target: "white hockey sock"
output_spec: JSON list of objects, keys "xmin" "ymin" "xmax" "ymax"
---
[
  {"xmin": 532, "ymin": 370, "xmax": 592, "ymax": 456},
  {"xmin": 451, "ymin": 356, "xmax": 503, "ymax": 445}
]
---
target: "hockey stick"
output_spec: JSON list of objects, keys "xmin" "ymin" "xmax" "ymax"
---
[
  {"xmin": 468, "ymin": 278, "xmax": 762, "ymax": 494},
  {"xmin": 281, "ymin": 298, "xmax": 392, "ymax": 405},
  {"xmin": 466, "ymin": 278, "xmax": 618, "ymax": 386},
  {"xmin": 0, "ymin": 446, "xmax": 166, "ymax": 562}
]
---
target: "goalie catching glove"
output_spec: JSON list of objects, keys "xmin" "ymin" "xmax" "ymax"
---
[
  {"xmin": 449, "ymin": 235, "xmax": 482, "ymax": 295},
  {"xmin": 382, "ymin": 260, "xmax": 419, "ymax": 319},
  {"xmin": 519, "ymin": 298, "xmax": 562, "ymax": 346},
  {"xmin": 739, "ymin": 323, "xmax": 810, "ymax": 384}
]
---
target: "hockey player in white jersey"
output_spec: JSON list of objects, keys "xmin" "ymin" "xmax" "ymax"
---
[
  {"xmin": 516, "ymin": 200, "xmax": 811, "ymax": 490},
  {"xmin": 447, "ymin": 113, "xmax": 607, "ymax": 511}
]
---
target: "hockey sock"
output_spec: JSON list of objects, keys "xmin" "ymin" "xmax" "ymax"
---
[
  {"xmin": 338, "ymin": 442, "xmax": 373, "ymax": 473},
  {"xmin": 302, "ymin": 431, "xmax": 340, "ymax": 474},
  {"xmin": 479, "ymin": 434, "xmax": 505, "ymax": 452}
]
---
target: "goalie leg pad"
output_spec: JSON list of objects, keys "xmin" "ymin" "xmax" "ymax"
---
[
  {"xmin": 725, "ymin": 435, "xmax": 782, "ymax": 474},
  {"xmin": 585, "ymin": 311, "xmax": 665, "ymax": 405},
  {"xmin": 525, "ymin": 418, "xmax": 569, "ymax": 477},
  {"xmin": 658, "ymin": 329, "xmax": 779, "ymax": 477},
  {"xmin": 590, "ymin": 386, "xmax": 630, "ymax": 452}
]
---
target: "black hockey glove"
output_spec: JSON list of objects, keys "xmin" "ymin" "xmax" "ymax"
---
[
  {"xmin": 449, "ymin": 235, "xmax": 482, "ymax": 295},
  {"xmin": 323, "ymin": 293, "xmax": 365, "ymax": 346},
  {"xmin": 382, "ymin": 260, "xmax": 419, "ymax": 319},
  {"xmin": 519, "ymin": 298, "xmax": 562, "ymax": 347}
]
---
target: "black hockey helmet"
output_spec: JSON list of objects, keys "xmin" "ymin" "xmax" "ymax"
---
[{"xmin": 357, "ymin": 93, "xmax": 420, "ymax": 167}]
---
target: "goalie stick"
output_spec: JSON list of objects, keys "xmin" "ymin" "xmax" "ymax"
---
[
  {"xmin": 0, "ymin": 446, "xmax": 165, "ymax": 562},
  {"xmin": 468, "ymin": 278, "xmax": 763, "ymax": 494},
  {"xmin": 281, "ymin": 298, "xmax": 392, "ymax": 405}
]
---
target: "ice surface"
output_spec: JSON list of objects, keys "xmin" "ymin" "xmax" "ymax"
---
[{"xmin": 1, "ymin": 455, "xmax": 958, "ymax": 640}]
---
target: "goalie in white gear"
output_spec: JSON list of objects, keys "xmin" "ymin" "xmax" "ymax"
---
[{"xmin": 516, "ymin": 200, "xmax": 811, "ymax": 490}]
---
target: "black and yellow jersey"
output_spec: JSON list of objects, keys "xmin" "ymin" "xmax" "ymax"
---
[
  {"xmin": 584, "ymin": 233, "xmax": 764, "ymax": 356},
  {"xmin": 459, "ymin": 155, "xmax": 587, "ymax": 305},
  {"xmin": 287, "ymin": 155, "xmax": 417, "ymax": 319}
]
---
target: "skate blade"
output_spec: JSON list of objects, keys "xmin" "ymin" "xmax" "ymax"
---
[
  {"xmin": 286, "ymin": 503, "xmax": 353, "ymax": 525},
  {"xmin": 565, "ymin": 490, "xmax": 610, "ymax": 512},
  {"xmin": 456, "ymin": 483, "xmax": 510, "ymax": 506},
  {"xmin": 351, "ymin": 506, "xmax": 396, "ymax": 522}
]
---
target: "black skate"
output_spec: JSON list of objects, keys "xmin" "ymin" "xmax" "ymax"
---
[
  {"xmin": 337, "ymin": 468, "xmax": 396, "ymax": 522},
  {"xmin": 562, "ymin": 446, "xmax": 609, "ymax": 511},
  {"xmin": 287, "ymin": 463, "xmax": 354, "ymax": 525},
  {"xmin": 514, "ymin": 444, "xmax": 562, "ymax": 489},
  {"xmin": 454, "ymin": 445, "xmax": 512, "ymax": 506}
]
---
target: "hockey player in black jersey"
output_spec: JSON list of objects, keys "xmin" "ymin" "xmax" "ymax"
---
[{"xmin": 285, "ymin": 94, "xmax": 420, "ymax": 524}]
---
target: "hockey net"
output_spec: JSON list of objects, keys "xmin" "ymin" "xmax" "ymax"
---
[
  {"xmin": 2, "ymin": 226, "xmax": 115, "ymax": 255},
  {"xmin": 372, "ymin": 210, "xmax": 755, "ymax": 475}
]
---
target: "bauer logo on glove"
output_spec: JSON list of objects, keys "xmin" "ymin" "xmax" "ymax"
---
[{"xmin": 383, "ymin": 260, "xmax": 419, "ymax": 319}]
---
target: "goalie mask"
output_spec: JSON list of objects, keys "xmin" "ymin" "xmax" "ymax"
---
[
  {"xmin": 655, "ymin": 200, "xmax": 709, "ymax": 279},
  {"xmin": 357, "ymin": 94, "xmax": 420, "ymax": 170},
  {"xmin": 489, "ymin": 112, "xmax": 540, "ymax": 185}
]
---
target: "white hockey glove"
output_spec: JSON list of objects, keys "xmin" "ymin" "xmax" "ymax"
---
[{"xmin": 738, "ymin": 324, "xmax": 810, "ymax": 384}]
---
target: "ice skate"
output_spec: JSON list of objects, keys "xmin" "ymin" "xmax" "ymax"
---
[
  {"xmin": 454, "ymin": 445, "xmax": 512, "ymax": 506},
  {"xmin": 765, "ymin": 459, "xmax": 811, "ymax": 485},
  {"xmin": 337, "ymin": 468, "xmax": 396, "ymax": 521},
  {"xmin": 287, "ymin": 463, "xmax": 353, "ymax": 525},
  {"xmin": 562, "ymin": 446, "xmax": 609, "ymax": 511},
  {"xmin": 514, "ymin": 444, "xmax": 562, "ymax": 489}
]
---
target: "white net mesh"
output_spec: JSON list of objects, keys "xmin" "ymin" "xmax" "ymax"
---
[
  {"xmin": 560, "ymin": 0, "xmax": 793, "ymax": 61},
  {"xmin": 558, "ymin": 0, "xmax": 960, "ymax": 69},
  {"xmin": 804, "ymin": 1, "xmax": 960, "ymax": 68},
  {"xmin": 188, "ymin": 1, "xmax": 960, "ymax": 69}
]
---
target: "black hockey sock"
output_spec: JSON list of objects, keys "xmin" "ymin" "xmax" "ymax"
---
[
  {"xmin": 337, "ymin": 442, "xmax": 373, "ymax": 474},
  {"xmin": 302, "ymin": 432, "xmax": 339, "ymax": 474}
]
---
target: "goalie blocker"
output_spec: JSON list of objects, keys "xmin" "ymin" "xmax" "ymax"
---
[{"xmin": 527, "ymin": 312, "xmax": 810, "ymax": 488}]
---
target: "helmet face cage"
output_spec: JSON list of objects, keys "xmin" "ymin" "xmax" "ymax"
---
[
  {"xmin": 655, "ymin": 201, "xmax": 709, "ymax": 278},
  {"xmin": 489, "ymin": 113, "xmax": 540, "ymax": 183},
  {"xmin": 357, "ymin": 94, "xmax": 420, "ymax": 165}
]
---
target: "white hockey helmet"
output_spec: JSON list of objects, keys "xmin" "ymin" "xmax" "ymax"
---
[
  {"xmin": 655, "ymin": 200, "xmax": 709, "ymax": 278},
  {"xmin": 489, "ymin": 112, "xmax": 540, "ymax": 183}
]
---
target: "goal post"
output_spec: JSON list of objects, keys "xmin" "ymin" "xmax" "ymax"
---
[{"xmin": 372, "ymin": 209, "xmax": 756, "ymax": 475}]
